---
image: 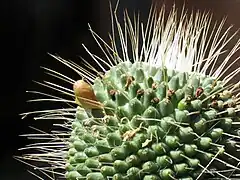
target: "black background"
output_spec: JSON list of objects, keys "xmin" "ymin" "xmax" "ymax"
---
[{"xmin": 2, "ymin": 0, "xmax": 240, "ymax": 179}]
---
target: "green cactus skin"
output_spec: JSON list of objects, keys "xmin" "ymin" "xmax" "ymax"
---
[
  {"xmin": 17, "ymin": 1, "xmax": 240, "ymax": 180},
  {"xmin": 67, "ymin": 62, "xmax": 240, "ymax": 180}
]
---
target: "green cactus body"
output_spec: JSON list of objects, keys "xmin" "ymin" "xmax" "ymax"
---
[
  {"xmin": 18, "ymin": 2, "xmax": 240, "ymax": 180},
  {"xmin": 66, "ymin": 62, "xmax": 240, "ymax": 179}
]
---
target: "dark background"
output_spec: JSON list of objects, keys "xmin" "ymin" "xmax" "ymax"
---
[{"xmin": 2, "ymin": 0, "xmax": 240, "ymax": 179}]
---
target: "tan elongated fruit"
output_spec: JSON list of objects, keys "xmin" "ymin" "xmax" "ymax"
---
[
  {"xmin": 17, "ymin": 1, "xmax": 240, "ymax": 180},
  {"xmin": 73, "ymin": 79, "xmax": 103, "ymax": 109}
]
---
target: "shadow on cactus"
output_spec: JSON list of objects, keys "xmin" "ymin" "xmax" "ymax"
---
[{"xmin": 16, "ymin": 1, "xmax": 240, "ymax": 180}]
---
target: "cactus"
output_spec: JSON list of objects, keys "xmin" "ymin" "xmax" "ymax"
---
[{"xmin": 17, "ymin": 1, "xmax": 240, "ymax": 180}]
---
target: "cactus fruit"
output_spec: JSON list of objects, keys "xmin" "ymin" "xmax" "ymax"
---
[{"xmin": 17, "ymin": 2, "xmax": 240, "ymax": 180}]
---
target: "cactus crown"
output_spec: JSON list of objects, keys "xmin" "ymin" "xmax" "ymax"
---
[{"xmin": 17, "ymin": 1, "xmax": 240, "ymax": 180}]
